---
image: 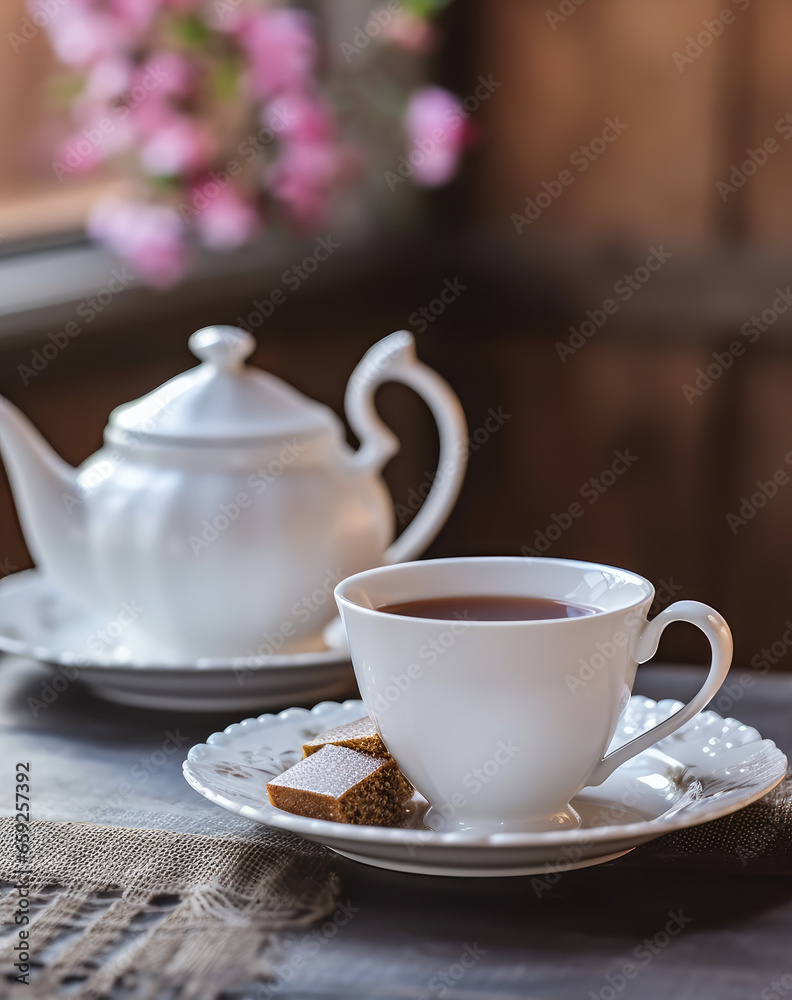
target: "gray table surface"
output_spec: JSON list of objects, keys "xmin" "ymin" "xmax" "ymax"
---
[{"xmin": 2, "ymin": 654, "xmax": 792, "ymax": 1000}]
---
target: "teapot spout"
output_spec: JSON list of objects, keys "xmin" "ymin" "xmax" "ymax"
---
[{"xmin": 0, "ymin": 395, "xmax": 85, "ymax": 584}]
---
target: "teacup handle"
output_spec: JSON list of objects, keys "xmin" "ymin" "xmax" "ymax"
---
[{"xmin": 586, "ymin": 601, "xmax": 733, "ymax": 786}]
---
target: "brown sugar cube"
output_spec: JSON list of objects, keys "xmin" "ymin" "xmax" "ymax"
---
[
  {"xmin": 267, "ymin": 745, "xmax": 414, "ymax": 825},
  {"xmin": 302, "ymin": 716, "xmax": 389, "ymax": 759}
]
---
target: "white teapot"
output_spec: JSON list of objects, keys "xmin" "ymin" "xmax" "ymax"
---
[{"xmin": 0, "ymin": 328, "xmax": 467, "ymax": 660}]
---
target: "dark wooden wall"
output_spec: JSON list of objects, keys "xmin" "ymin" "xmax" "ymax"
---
[{"xmin": 2, "ymin": 233, "xmax": 792, "ymax": 673}]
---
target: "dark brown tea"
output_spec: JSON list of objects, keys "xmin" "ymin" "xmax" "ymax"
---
[{"xmin": 378, "ymin": 595, "xmax": 596, "ymax": 622}]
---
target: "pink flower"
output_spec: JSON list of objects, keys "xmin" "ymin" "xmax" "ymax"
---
[
  {"xmin": 193, "ymin": 183, "xmax": 259, "ymax": 250},
  {"xmin": 34, "ymin": 1, "xmax": 121, "ymax": 67},
  {"xmin": 138, "ymin": 52, "xmax": 195, "ymax": 100},
  {"xmin": 107, "ymin": 0, "xmax": 160, "ymax": 35},
  {"xmin": 266, "ymin": 92, "xmax": 335, "ymax": 145},
  {"xmin": 263, "ymin": 91, "xmax": 347, "ymax": 226},
  {"xmin": 404, "ymin": 86, "xmax": 468, "ymax": 187},
  {"xmin": 103, "ymin": 0, "xmax": 160, "ymax": 35},
  {"xmin": 32, "ymin": 0, "xmax": 159, "ymax": 66},
  {"xmin": 89, "ymin": 198, "xmax": 187, "ymax": 287},
  {"xmin": 269, "ymin": 141, "xmax": 340, "ymax": 227},
  {"xmin": 140, "ymin": 115, "xmax": 213, "ymax": 176},
  {"xmin": 128, "ymin": 90, "xmax": 173, "ymax": 137},
  {"xmin": 82, "ymin": 56, "xmax": 133, "ymax": 102},
  {"xmin": 237, "ymin": 8, "xmax": 317, "ymax": 99}
]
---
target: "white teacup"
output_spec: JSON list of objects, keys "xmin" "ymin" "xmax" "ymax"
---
[{"xmin": 335, "ymin": 556, "xmax": 732, "ymax": 833}]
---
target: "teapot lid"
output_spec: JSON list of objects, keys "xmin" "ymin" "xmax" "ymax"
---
[{"xmin": 109, "ymin": 326, "xmax": 339, "ymax": 444}]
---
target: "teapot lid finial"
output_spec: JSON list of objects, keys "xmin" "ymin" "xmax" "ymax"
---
[
  {"xmin": 106, "ymin": 325, "xmax": 340, "ymax": 445},
  {"xmin": 189, "ymin": 326, "xmax": 256, "ymax": 371}
]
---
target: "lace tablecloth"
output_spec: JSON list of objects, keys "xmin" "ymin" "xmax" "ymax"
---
[{"xmin": 1, "ymin": 655, "xmax": 791, "ymax": 1000}]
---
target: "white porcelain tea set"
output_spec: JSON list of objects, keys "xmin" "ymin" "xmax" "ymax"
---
[{"xmin": 0, "ymin": 325, "xmax": 785, "ymax": 873}]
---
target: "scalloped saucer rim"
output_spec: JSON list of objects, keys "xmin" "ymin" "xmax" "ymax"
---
[{"xmin": 183, "ymin": 695, "xmax": 787, "ymax": 875}]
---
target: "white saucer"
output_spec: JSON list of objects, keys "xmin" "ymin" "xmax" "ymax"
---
[
  {"xmin": 0, "ymin": 571, "xmax": 354, "ymax": 711},
  {"xmin": 183, "ymin": 696, "xmax": 787, "ymax": 877}
]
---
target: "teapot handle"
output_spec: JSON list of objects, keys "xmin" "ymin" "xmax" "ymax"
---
[{"xmin": 345, "ymin": 332, "xmax": 468, "ymax": 564}]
